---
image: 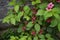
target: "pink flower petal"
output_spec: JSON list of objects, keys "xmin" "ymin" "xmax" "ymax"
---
[
  {"xmin": 47, "ymin": 2, "xmax": 54, "ymax": 9},
  {"xmin": 56, "ymin": 0, "xmax": 60, "ymax": 3},
  {"xmin": 46, "ymin": 8, "xmax": 52, "ymax": 11}
]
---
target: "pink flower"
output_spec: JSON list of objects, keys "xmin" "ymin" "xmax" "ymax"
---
[
  {"xmin": 46, "ymin": 7, "xmax": 52, "ymax": 11},
  {"xmin": 47, "ymin": 2, "xmax": 54, "ymax": 9},
  {"xmin": 39, "ymin": 29, "xmax": 43, "ymax": 34},
  {"xmin": 46, "ymin": 2, "xmax": 54, "ymax": 11},
  {"xmin": 22, "ymin": 26, "xmax": 26, "ymax": 31},
  {"xmin": 46, "ymin": 18, "xmax": 52, "ymax": 23},
  {"xmin": 31, "ymin": 31, "xmax": 36, "ymax": 36},
  {"xmin": 56, "ymin": 0, "xmax": 60, "ymax": 3}
]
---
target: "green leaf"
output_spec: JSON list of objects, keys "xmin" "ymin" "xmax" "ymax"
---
[
  {"xmin": 54, "ymin": 13, "xmax": 60, "ymax": 19},
  {"xmin": 32, "ymin": 0, "xmax": 41, "ymax": 5},
  {"xmin": 28, "ymin": 36, "xmax": 32, "ymax": 40},
  {"xmin": 12, "ymin": 0, "xmax": 16, "ymax": 1},
  {"xmin": 58, "ymin": 23, "xmax": 60, "ymax": 31},
  {"xmin": 50, "ymin": 19, "xmax": 58, "ymax": 27},
  {"xmin": 34, "ymin": 24, "xmax": 40, "ymax": 33},
  {"xmin": 24, "ymin": 15, "xmax": 30, "ymax": 21},
  {"xmin": 3, "ymin": 17, "xmax": 10, "ymax": 23},
  {"xmin": 37, "ymin": 16, "xmax": 43, "ymax": 25},
  {"xmin": 3, "ymin": 14, "xmax": 15, "ymax": 24},
  {"xmin": 44, "ymin": 11, "xmax": 52, "ymax": 20},
  {"xmin": 16, "ymin": 11, "xmax": 23, "ymax": 22},
  {"xmin": 36, "ymin": 9, "xmax": 45, "ymax": 16},
  {"xmin": 9, "ymin": 0, "xmax": 16, "ymax": 6},
  {"xmin": 19, "ymin": 36, "xmax": 27, "ymax": 40},
  {"xmin": 47, "ymin": 38, "xmax": 54, "ymax": 40},
  {"xmin": 45, "ymin": 34, "xmax": 51, "ymax": 38},
  {"xmin": 18, "ymin": 11, "xmax": 23, "ymax": 17},
  {"xmin": 38, "ymin": 34, "xmax": 45, "ymax": 39},
  {"xmin": 47, "ymin": 27, "xmax": 53, "ymax": 34},
  {"xmin": 40, "ymin": 39, "xmax": 45, "ymax": 40},
  {"xmin": 17, "ymin": 24, "xmax": 23, "ymax": 33},
  {"xmin": 9, "ymin": 1, "xmax": 15, "ymax": 6},
  {"xmin": 33, "ymin": 36, "xmax": 38, "ymax": 40},
  {"xmin": 10, "ymin": 18, "xmax": 16, "ymax": 25},
  {"xmin": 23, "ymin": 6, "xmax": 30, "ymax": 14},
  {"xmin": 15, "ymin": 36, "xmax": 19, "ymax": 39},
  {"xmin": 52, "ymin": 8, "xmax": 60, "ymax": 14},
  {"xmin": 10, "ymin": 36, "xmax": 16, "ymax": 40},
  {"xmin": 38, "ymin": 3, "xmax": 48, "ymax": 9},
  {"xmin": 14, "ymin": 5, "xmax": 19, "ymax": 12},
  {"xmin": 36, "ymin": 0, "xmax": 41, "ymax": 4},
  {"xmin": 26, "ymin": 22, "xmax": 33, "ymax": 30},
  {"xmin": 38, "ymin": 20, "xmax": 42, "ymax": 25},
  {"xmin": 32, "ymin": 1, "xmax": 36, "ymax": 5},
  {"xmin": 27, "ymin": 22, "xmax": 33, "ymax": 28}
]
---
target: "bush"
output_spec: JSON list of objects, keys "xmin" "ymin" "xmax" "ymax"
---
[{"xmin": 3, "ymin": 0, "xmax": 60, "ymax": 40}]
